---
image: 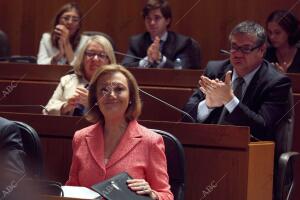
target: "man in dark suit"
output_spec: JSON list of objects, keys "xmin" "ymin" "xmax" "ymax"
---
[
  {"xmin": 0, "ymin": 117, "xmax": 25, "ymax": 198},
  {"xmin": 122, "ymin": 0, "xmax": 201, "ymax": 69},
  {"xmin": 183, "ymin": 21, "xmax": 292, "ymax": 140}
]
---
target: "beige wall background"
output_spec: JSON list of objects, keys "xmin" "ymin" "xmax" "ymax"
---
[{"xmin": 0, "ymin": 0, "xmax": 299, "ymax": 67}]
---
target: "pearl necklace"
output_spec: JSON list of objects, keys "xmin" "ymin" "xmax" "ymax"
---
[{"xmin": 276, "ymin": 47, "xmax": 297, "ymax": 69}]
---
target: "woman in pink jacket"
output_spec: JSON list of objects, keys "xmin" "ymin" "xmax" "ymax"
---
[{"xmin": 66, "ymin": 64, "xmax": 173, "ymax": 200}]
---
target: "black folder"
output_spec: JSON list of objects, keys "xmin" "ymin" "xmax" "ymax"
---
[{"xmin": 91, "ymin": 172, "xmax": 151, "ymax": 200}]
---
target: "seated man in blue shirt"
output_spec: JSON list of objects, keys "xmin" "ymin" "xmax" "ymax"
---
[{"xmin": 122, "ymin": 0, "xmax": 201, "ymax": 69}]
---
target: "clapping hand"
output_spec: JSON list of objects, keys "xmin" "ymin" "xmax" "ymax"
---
[
  {"xmin": 199, "ymin": 71, "xmax": 234, "ymax": 108},
  {"xmin": 147, "ymin": 36, "xmax": 161, "ymax": 63}
]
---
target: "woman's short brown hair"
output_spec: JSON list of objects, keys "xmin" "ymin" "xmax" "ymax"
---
[{"xmin": 86, "ymin": 64, "xmax": 142, "ymax": 124}]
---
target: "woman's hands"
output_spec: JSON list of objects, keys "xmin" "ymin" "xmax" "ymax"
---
[
  {"xmin": 147, "ymin": 36, "xmax": 161, "ymax": 64},
  {"xmin": 127, "ymin": 179, "xmax": 158, "ymax": 200},
  {"xmin": 52, "ymin": 24, "xmax": 74, "ymax": 64},
  {"xmin": 61, "ymin": 87, "xmax": 89, "ymax": 115}
]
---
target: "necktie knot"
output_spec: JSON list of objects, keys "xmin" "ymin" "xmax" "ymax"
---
[{"xmin": 233, "ymin": 77, "xmax": 244, "ymax": 99}]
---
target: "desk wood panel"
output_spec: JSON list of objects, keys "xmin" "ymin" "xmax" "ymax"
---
[
  {"xmin": 139, "ymin": 86, "xmax": 194, "ymax": 121},
  {"xmin": 0, "ymin": 80, "xmax": 56, "ymax": 113},
  {"xmin": 0, "ymin": 80, "xmax": 194, "ymax": 121},
  {"xmin": 293, "ymin": 94, "xmax": 300, "ymax": 151},
  {"xmin": 247, "ymin": 142, "xmax": 274, "ymax": 200},
  {"xmin": 0, "ymin": 63, "xmax": 71, "ymax": 82},
  {"xmin": 289, "ymin": 73, "xmax": 300, "ymax": 94},
  {"xmin": 128, "ymin": 68, "xmax": 201, "ymax": 88},
  {"xmin": 1, "ymin": 63, "xmax": 299, "ymax": 93}
]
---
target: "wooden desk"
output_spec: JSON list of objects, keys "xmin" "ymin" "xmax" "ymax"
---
[
  {"xmin": 0, "ymin": 112, "xmax": 274, "ymax": 200},
  {"xmin": 0, "ymin": 63, "xmax": 71, "ymax": 82},
  {"xmin": 1, "ymin": 63, "xmax": 300, "ymax": 92},
  {"xmin": 0, "ymin": 80, "xmax": 194, "ymax": 121},
  {"xmin": 288, "ymin": 73, "xmax": 300, "ymax": 93},
  {"xmin": 293, "ymin": 94, "xmax": 300, "ymax": 151},
  {"xmin": 0, "ymin": 63, "xmax": 202, "ymax": 87}
]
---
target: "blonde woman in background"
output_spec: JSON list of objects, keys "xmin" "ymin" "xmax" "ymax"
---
[{"xmin": 44, "ymin": 35, "xmax": 116, "ymax": 116}]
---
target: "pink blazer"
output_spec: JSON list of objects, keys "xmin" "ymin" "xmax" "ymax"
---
[{"xmin": 65, "ymin": 120, "xmax": 173, "ymax": 200}]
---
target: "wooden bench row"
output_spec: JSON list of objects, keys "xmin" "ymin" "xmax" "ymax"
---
[
  {"xmin": 0, "ymin": 80, "xmax": 299, "ymax": 150},
  {"xmin": 1, "ymin": 63, "xmax": 300, "ymax": 92}
]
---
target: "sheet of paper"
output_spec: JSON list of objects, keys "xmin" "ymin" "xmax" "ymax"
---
[{"xmin": 62, "ymin": 186, "xmax": 100, "ymax": 199}]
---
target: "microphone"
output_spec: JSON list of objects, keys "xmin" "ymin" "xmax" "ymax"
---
[
  {"xmin": 0, "ymin": 104, "xmax": 49, "ymax": 113},
  {"xmin": 138, "ymin": 88, "xmax": 196, "ymax": 123},
  {"xmin": 219, "ymin": 49, "xmax": 231, "ymax": 55},
  {"xmin": 114, "ymin": 51, "xmax": 151, "ymax": 68},
  {"xmin": 114, "ymin": 51, "xmax": 145, "ymax": 61}
]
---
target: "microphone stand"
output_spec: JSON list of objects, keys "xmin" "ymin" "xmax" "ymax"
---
[
  {"xmin": 219, "ymin": 49, "xmax": 231, "ymax": 55},
  {"xmin": 115, "ymin": 50, "xmax": 195, "ymax": 122},
  {"xmin": 114, "ymin": 51, "xmax": 145, "ymax": 60},
  {"xmin": 0, "ymin": 105, "xmax": 48, "ymax": 113},
  {"xmin": 114, "ymin": 50, "xmax": 153, "ymax": 67},
  {"xmin": 138, "ymin": 88, "xmax": 195, "ymax": 123}
]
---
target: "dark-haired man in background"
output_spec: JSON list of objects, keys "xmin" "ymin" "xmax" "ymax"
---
[{"xmin": 122, "ymin": 0, "xmax": 201, "ymax": 69}]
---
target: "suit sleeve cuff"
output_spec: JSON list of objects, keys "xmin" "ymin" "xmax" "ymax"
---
[
  {"xmin": 156, "ymin": 56, "xmax": 166, "ymax": 68},
  {"xmin": 197, "ymin": 100, "xmax": 214, "ymax": 122},
  {"xmin": 138, "ymin": 57, "xmax": 150, "ymax": 68},
  {"xmin": 225, "ymin": 97, "xmax": 239, "ymax": 113}
]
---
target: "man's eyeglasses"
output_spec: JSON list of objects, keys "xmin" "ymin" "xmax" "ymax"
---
[
  {"xmin": 85, "ymin": 51, "xmax": 108, "ymax": 60},
  {"xmin": 230, "ymin": 43, "xmax": 262, "ymax": 54},
  {"xmin": 61, "ymin": 15, "xmax": 80, "ymax": 23}
]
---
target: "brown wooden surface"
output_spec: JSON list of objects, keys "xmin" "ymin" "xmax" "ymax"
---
[
  {"xmin": 0, "ymin": 63, "xmax": 203, "ymax": 88},
  {"xmin": 0, "ymin": 80, "xmax": 194, "ymax": 121},
  {"xmin": 0, "ymin": 112, "xmax": 275, "ymax": 200},
  {"xmin": 0, "ymin": 64, "xmax": 299, "ymax": 198},
  {"xmin": 0, "ymin": 80, "xmax": 56, "ymax": 113},
  {"xmin": 247, "ymin": 142, "xmax": 274, "ymax": 200},
  {"xmin": 1, "ymin": 63, "xmax": 300, "ymax": 92},
  {"xmin": 0, "ymin": 63, "xmax": 72, "ymax": 82},
  {"xmin": 0, "ymin": 67, "xmax": 299, "ymax": 148},
  {"xmin": 292, "ymin": 94, "xmax": 300, "ymax": 153},
  {"xmin": 0, "ymin": 77, "xmax": 299, "ymax": 148},
  {"xmin": 128, "ymin": 68, "xmax": 201, "ymax": 88},
  {"xmin": 288, "ymin": 73, "xmax": 300, "ymax": 94},
  {"xmin": 0, "ymin": 1, "xmax": 299, "ymax": 67}
]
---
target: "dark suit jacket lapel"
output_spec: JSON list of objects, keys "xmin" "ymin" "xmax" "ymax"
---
[
  {"xmin": 139, "ymin": 33, "xmax": 153, "ymax": 57},
  {"xmin": 220, "ymin": 64, "xmax": 233, "ymax": 81},
  {"xmin": 85, "ymin": 124, "xmax": 106, "ymax": 173},
  {"xmin": 241, "ymin": 62, "xmax": 267, "ymax": 105},
  {"xmin": 162, "ymin": 31, "xmax": 175, "ymax": 59},
  {"xmin": 106, "ymin": 121, "xmax": 142, "ymax": 169}
]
